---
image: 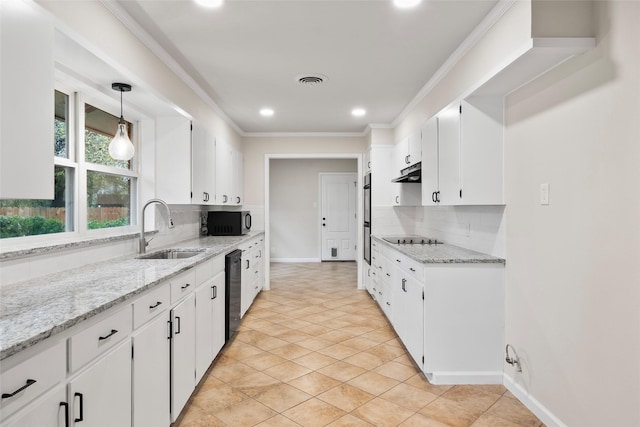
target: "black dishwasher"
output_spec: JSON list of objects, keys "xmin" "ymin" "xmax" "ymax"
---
[{"xmin": 225, "ymin": 250, "xmax": 242, "ymax": 342}]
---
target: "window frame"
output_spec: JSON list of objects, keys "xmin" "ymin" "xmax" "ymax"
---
[{"xmin": 0, "ymin": 77, "xmax": 142, "ymax": 249}]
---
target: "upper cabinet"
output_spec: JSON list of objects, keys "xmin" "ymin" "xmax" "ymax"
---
[
  {"xmin": 191, "ymin": 122, "xmax": 216, "ymax": 205},
  {"xmin": 394, "ymin": 131, "xmax": 421, "ymax": 171},
  {"xmin": 1, "ymin": 1, "xmax": 54, "ymax": 199},
  {"xmin": 421, "ymin": 99, "xmax": 504, "ymax": 206},
  {"xmin": 214, "ymin": 138, "xmax": 243, "ymax": 206},
  {"xmin": 155, "ymin": 116, "xmax": 193, "ymax": 204}
]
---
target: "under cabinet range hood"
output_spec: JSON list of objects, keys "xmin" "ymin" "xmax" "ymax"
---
[{"xmin": 391, "ymin": 162, "xmax": 422, "ymax": 183}]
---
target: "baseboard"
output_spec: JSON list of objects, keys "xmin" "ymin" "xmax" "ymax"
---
[
  {"xmin": 270, "ymin": 258, "xmax": 321, "ymax": 263},
  {"xmin": 425, "ymin": 371, "xmax": 503, "ymax": 385},
  {"xmin": 503, "ymin": 374, "xmax": 566, "ymax": 427}
]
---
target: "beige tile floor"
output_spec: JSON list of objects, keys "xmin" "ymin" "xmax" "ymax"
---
[{"xmin": 177, "ymin": 262, "xmax": 543, "ymax": 427}]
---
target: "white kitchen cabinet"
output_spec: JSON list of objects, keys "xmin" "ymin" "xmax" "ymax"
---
[
  {"xmin": 364, "ymin": 149, "xmax": 372, "ymax": 174},
  {"xmin": 68, "ymin": 340, "xmax": 132, "ymax": 427},
  {"xmin": 0, "ymin": 342, "xmax": 66, "ymax": 422},
  {"xmin": 423, "ymin": 264, "xmax": 504, "ymax": 384},
  {"xmin": 394, "ymin": 131, "xmax": 421, "ymax": 170},
  {"xmin": 436, "ymin": 104, "xmax": 462, "ymax": 205},
  {"xmin": 232, "ymin": 150, "xmax": 244, "ymax": 205},
  {"xmin": 424, "ymin": 98, "xmax": 504, "ymax": 206},
  {"xmin": 421, "ymin": 116, "xmax": 439, "ymax": 206},
  {"xmin": 0, "ymin": 0, "xmax": 54, "ymax": 199},
  {"xmin": 191, "ymin": 122, "xmax": 216, "ymax": 205},
  {"xmin": 240, "ymin": 237, "xmax": 264, "ymax": 317},
  {"xmin": 195, "ymin": 272, "xmax": 225, "ymax": 382},
  {"xmin": 170, "ymin": 293, "xmax": 195, "ymax": 422},
  {"xmin": 4, "ymin": 386, "xmax": 66, "ymax": 427},
  {"xmin": 392, "ymin": 272, "xmax": 424, "ymax": 367},
  {"xmin": 131, "ymin": 312, "xmax": 170, "ymax": 427},
  {"xmin": 215, "ymin": 138, "xmax": 233, "ymax": 205},
  {"xmin": 367, "ymin": 146, "xmax": 393, "ymax": 207},
  {"xmin": 155, "ymin": 116, "xmax": 192, "ymax": 204}
]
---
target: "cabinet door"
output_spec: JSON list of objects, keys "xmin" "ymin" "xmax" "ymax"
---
[
  {"xmin": 421, "ymin": 117, "xmax": 439, "ymax": 206},
  {"xmin": 0, "ymin": 0, "xmax": 54, "ymax": 199},
  {"xmin": 437, "ymin": 105, "xmax": 461, "ymax": 205},
  {"xmin": 232, "ymin": 150, "xmax": 243, "ymax": 205},
  {"xmin": 396, "ymin": 274, "xmax": 424, "ymax": 367},
  {"xmin": 191, "ymin": 122, "xmax": 216, "ymax": 205},
  {"xmin": 240, "ymin": 250, "xmax": 253, "ymax": 317},
  {"xmin": 460, "ymin": 97, "xmax": 504, "ymax": 205},
  {"xmin": 364, "ymin": 149, "xmax": 371, "ymax": 174},
  {"xmin": 211, "ymin": 272, "xmax": 226, "ymax": 357},
  {"xmin": 195, "ymin": 281, "xmax": 215, "ymax": 382},
  {"xmin": 407, "ymin": 130, "xmax": 421, "ymax": 167},
  {"xmin": 5, "ymin": 386, "xmax": 67, "ymax": 427},
  {"xmin": 394, "ymin": 137, "xmax": 409, "ymax": 171},
  {"xmin": 156, "ymin": 116, "xmax": 192, "ymax": 204},
  {"xmin": 132, "ymin": 314, "xmax": 170, "ymax": 427},
  {"xmin": 69, "ymin": 341, "xmax": 132, "ymax": 427},
  {"xmin": 215, "ymin": 139, "xmax": 232, "ymax": 205},
  {"xmin": 170, "ymin": 294, "xmax": 195, "ymax": 422}
]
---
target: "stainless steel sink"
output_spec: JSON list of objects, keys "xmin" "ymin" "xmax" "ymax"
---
[{"xmin": 137, "ymin": 249, "xmax": 205, "ymax": 260}]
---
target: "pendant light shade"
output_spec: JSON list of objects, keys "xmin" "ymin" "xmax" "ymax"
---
[{"xmin": 109, "ymin": 83, "xmax": 135, "ymax": 161}]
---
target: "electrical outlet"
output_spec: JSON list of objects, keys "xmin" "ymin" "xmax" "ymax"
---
[{"xmin": 540, "ymin": 183, "xmax": 550, "ymax": 205}]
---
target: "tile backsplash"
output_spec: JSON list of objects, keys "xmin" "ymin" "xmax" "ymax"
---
[{"xmin": 373, "ymin": 205, "xmax": 505, "ymax": 258}]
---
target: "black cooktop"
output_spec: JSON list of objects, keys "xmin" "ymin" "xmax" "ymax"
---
[{"xmin": 381, "ymin": 235, "xmax": 443, "ymax": 245}]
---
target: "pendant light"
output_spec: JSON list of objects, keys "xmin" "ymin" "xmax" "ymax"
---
[{"xmin": 109, "ymin": 83, "xmax": 135, "ymax": 161}]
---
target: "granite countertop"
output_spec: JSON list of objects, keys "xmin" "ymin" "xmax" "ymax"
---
[
  {"xmin": 372, "ymin": 235, "xmax": 505, "ymax": 264},
  {"xmin": 0, "ymin": 232, "xmax": 264, "ymax": 360}
]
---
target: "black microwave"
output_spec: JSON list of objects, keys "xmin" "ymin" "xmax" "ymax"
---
[{"xmin": 207, "ymin": 211, "xmax": 251, "ymax": 236}]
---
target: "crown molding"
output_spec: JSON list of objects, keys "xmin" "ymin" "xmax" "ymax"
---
[
  {"xmin": 101, "ymin": 0, "xmax": 245, "ymax": 136},
  {"xmin": 242, "ymin": 131, "xmax": 368, "ymax": 139},
  {"xmin": 391, "ymin": 0, "xmax": 516, "ymax": 128}
]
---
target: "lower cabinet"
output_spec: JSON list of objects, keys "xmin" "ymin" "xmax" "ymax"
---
[
  {"xmin": 423, "ymin": 264, "xmax": 504, "ymax": 384},
  {"xmin": 4, "ymin": 386, "xmax": 66, "ymax": 427},
  {"xmin": 240, "ymin": 236, "xmax": 264, "ymax": 317},
  {"xmin": 195, "ymin": 271, "xmax": 225, "ymax": 383},
  {"xmin": 132, "ymin": 314, "xmax": 170, "ymax": 427},
  {"xmin": 68, "ymin": 340, "xmax": 132, "ymax": 427},
  {"xmin": 170, "ymin": 294, "xmax": 196, "ymax": 423},
  {"xmin": 392, "ymin": 273, "xmax": 424, "ymax": 367},
  {"xmin": 374, "ymin": 242, "xmax": 504, "ymax": 385}
]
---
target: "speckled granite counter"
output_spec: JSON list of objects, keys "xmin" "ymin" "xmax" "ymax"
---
[
  {"xmin": 0, "ymin": 232, "xmax": 263, "ymax": 360},
  {"xmin": 373, "ymin": 235, "xmax": 505, "ymax": 264}
]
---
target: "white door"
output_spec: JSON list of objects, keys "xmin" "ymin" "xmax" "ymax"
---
[{"xmin": 320, "ymin": 173, "xmax": 357, "ymax": 261}]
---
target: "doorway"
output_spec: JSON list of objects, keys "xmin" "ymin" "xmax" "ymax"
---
[{"xmin": 320, "ymin": 173, "xmax": 357, "ymax": 261}]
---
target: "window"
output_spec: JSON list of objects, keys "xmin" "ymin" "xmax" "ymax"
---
[
  {"xmin": 0, "ymin": 91, "xmax": 74, "ymax": 238},
  {"xmin": 84, "ymin": 103, "xmax": 136, "ymax": 230},
  {"xmin": 0, "ymin": 87, "xmax": 138, "ymax": 240}
]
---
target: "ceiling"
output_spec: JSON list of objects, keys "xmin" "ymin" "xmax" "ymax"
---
[{"xmin": 113, "ymin": 0, "xmax": 499, "ymax": 134}]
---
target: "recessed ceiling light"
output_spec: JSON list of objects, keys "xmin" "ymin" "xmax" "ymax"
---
[
  {"xmin": 351, "ymin": 108, "xmax": 366, "ymax": 117},
  {"xmin": 260, "ymin": 108, "xmax": 274, "ymax": 117},
  {"xmin": 393, "ymin": 0, "xmax": 421, "ymax": 8},
  {"xmin": 194, "ymin": 0, "xmax": 223, "ymax": 8}
]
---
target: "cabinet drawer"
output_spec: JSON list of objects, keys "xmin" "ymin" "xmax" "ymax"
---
[
  {"xmin": 391, "ymin": 252, "xmax": 424, "ymax": 281},
  {"xmin": 0, "ymin": 341, "xmax": 65, "ymax": 421},
  {"xmin": 133, "ymin": 283, "xmax": 170, "ymax": 329},
  {"xmin": 170, "ymin": 269, "xmax": 196, "ymax": 305},
  {"xmin": 69, "ymin": 306, "xmax": 132, "ymax": 373}
]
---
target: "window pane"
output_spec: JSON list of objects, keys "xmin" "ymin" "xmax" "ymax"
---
[
  {"xmin": 84, "ymin": 103, "xmax": 132, "ymax": 169},
  {"xmin": 0, "ymin": 167, "xmax": 73, "ymax": 238},
  {"xmin": 87, "ymin": 171, "xmax": 132, "ymax": 229},
  {"xmin": 55, "ymin": 90, "xmax": 68, "ymax": 158}
]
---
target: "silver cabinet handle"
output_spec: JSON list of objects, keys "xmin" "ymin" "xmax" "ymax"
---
[{"xmin": 402, "ymin": 278, "xmax": 407, "ymax": 292}]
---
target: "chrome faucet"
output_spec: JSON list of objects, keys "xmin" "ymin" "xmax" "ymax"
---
[{"xmin": 140, "ymin": 199, "xmax": 175, "ymax": 253}]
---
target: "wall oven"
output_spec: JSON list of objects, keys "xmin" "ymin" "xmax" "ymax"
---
[{"xmin": 363, "ymin": 173, "xmax": 371, "ymax": 264}]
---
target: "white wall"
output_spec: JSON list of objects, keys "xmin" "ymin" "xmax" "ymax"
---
[
  {"xmin": 503, "ymin": 2, "xmax": 640, "ymax": 426},
  {"xmin": 270, "ymin": 159, "xmax": 357, "ymax": 261},
  {"xmin": 243, "ymin": 135, "xmax": 366, "ymax": 209}
]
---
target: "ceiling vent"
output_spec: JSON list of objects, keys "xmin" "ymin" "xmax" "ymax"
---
[{"xmin": 296, "ymin": 74, "xmax": 328, "ymax": 87}]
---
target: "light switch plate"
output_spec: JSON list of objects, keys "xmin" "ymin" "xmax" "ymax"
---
[{"xmin": 540, "ymin": 183, "xmax": 550, "ymax": 205}]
